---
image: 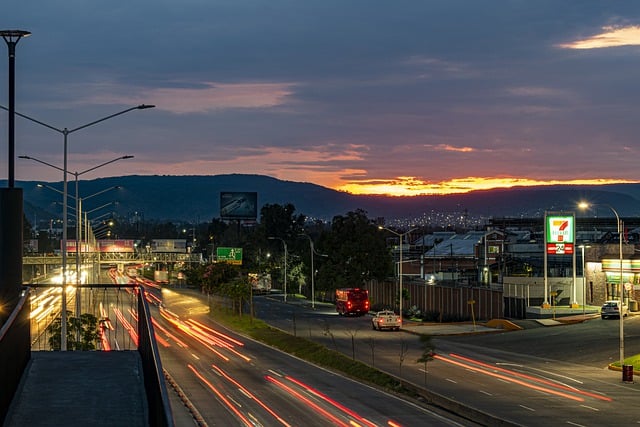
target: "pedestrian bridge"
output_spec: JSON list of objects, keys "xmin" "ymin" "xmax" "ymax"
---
[{"xmin": 0, "ymin": 284, "xmax": 174, "ymax": 426}]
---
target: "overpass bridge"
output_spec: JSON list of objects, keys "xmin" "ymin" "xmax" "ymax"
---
[{"xmin": 22, "ymin": 252, "xmax": 203, "ymax": 284}]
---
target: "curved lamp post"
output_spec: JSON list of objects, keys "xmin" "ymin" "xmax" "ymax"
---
[
  {"xmin": 19, "ymin": 146, "xmax": 140, "ymax": 351},
  {"xmin": 26, "ymin": 154, "xmax": 128, "ymax": 335},
  {"xmin": 298, "ymin": 234, "xmax": 328, "ymax": 309},
  {"xmin": 579, "ymin": 201, "xmax": 625, "ymax": 378},
  {"xmin": 379, "ymin": 226, "xmax": 417, "ymax": 323},
  {"xmin": 268, "ymin": 237, "xmax": 288, "ymax": 302}
]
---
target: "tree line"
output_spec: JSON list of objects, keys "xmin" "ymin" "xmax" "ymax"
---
[{"xmin": 184, "ymin": 204, "xmax": 395, "ymax": 303}]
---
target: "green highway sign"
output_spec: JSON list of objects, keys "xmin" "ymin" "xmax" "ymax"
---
[{"xmin": 216, "ymin": 247, "xmax": 243, "ymax": 265}]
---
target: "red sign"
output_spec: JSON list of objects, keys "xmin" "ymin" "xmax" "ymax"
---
[{"xmin": 547, "ymin": 243, "xmax": 574, "ymax": 255}]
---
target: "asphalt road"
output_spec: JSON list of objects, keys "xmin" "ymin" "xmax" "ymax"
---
[
  {"xmin": 157, "ymin": 288, "xmax": 474, "ymax": 427},
  {"xmin": 251, "ymin": 294, "xmax": 640, "ymax": 427}
]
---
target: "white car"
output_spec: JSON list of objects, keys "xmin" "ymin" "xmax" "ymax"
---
[
  {"xmin": 601, "ymin": 300, "xmax": 628, "ymax": 319},
  {"xmin": 371, "ymin": 310, "xmax": 402, "ymax": 331}
]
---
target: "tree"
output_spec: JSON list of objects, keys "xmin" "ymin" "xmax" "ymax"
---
[
  {"xmin": 316, "ymin": 209, "xmax": 392, "ymax": 291},
  {"xmin": 417, "ymin": 334, "xmax": 436, "ymax": 387},
  {"xmin": 47, "ymin": 312, "xmax": 99, "ymax": 351},
  {"xmin": 258, "ymin": 203, "xmax": 305, "ymax": 240},
  {"xmin": 258, "ymin": 203, "xmax": 307, "ymax": 293},
  {"xmin": 222, "ymin": 277, "xmax": 251, "ymax": 317},
  {"xmin": 201, "ymin": 262, "xmax": 240, "ymax": 294}
]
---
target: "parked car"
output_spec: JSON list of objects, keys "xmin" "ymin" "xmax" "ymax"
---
[{"xmin": 601, "ymin": 300, "xmax": 629, "ymax": 319}]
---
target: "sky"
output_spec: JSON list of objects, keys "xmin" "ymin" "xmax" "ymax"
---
[{"xmin": 2, "ymin": 1, "xmax": 640, "ymax": 196}]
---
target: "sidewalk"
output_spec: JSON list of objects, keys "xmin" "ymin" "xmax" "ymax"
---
[{"xmin": 273, "ymin": 293, "xmax": 611, "ymax": 336}]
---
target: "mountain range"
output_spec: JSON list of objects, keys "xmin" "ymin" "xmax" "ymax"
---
[{"xmin": 14, "ymin": 174, "xmax": 640, "ymax": 225}]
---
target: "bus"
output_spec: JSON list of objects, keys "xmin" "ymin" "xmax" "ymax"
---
[{"xmin": 335, "ymin": 288, "xmax": 370, "ymax": 316}]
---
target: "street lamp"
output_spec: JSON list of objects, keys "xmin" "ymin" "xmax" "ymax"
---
[
  {"xmin": 34, "ymin": 177, "xmax": 121, "ymax": 343},
  {"xmin": 24, "ymin": 155, "xmax": 128, "ymax": 273},
  {"xmin": 9, "ymin": 105, "xmax": 152, "ymax": 351},
  {"xmin": 268, "ymin": 237, "xmax": 288, "ymax": 302},
  {"xmin": 299, "ymin": 234, "xmax": 327, "ymax": 309},
  {"xmin": 579, "ymin": 201, "xmax": 625, "ymax": 376},
  {"xmin": 0, "ymin": 29, "xmax": 30, "ymax": 187},
  {"xmin": 379, "ymin": 226, "xmax": 417, "ymax": 322},
  {"xmin": 0, "ymin": 30, "xmax": 29, "ymax": 320}
]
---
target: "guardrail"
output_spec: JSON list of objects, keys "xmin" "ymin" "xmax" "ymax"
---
[{"xmin": 0, "ymin": 288, "xmax": 30, "ymax": 425}]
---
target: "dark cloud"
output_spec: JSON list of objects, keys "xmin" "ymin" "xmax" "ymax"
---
[{"xmin": 2, "ymin": 1, "xmax": 640, "ymax": 194}]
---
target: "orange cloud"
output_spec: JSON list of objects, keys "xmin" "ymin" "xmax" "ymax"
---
[
  {"xmin": 558, "ymin": 25, "xmax": 640, "ymax": 49},
  {"xmin": 336, "ymin": 176, "xmax": 639, "ymax": 196}
]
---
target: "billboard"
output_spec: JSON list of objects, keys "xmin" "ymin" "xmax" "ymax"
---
[
  {"xmin": 151, "ymin": 239, "xmax": 187, "ymax": 253},
  {"xmin": 66, "ymin": 239, "xmax": 135, "ymax": 253},
  {"xmin": 220, "ymin": 191, "xmax": 257, "ymax": 220},
  {"xmin": 217, "ymin": 247, "xmax": 243, "ymax": 265},
  {"xmin": 545, "ymin": 214, "xmax": 574, "ymax": 255}
]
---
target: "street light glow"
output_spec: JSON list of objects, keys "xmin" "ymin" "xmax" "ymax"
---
[{"xmin": 579, "ymin": 201, "xmax": 626, "ymax": 380}]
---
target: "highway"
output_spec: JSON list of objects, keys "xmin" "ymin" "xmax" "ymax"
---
[
  {"xmin": 28, "ymin": 276, "xmax": 640, "ymax": 426},
  {"xmin": 155, "ymin": 288, "xmax": 473, "ymax": 426},
  {"xmin": 252, "ymin": 294, "xmax": 640, "ymax": 426}
]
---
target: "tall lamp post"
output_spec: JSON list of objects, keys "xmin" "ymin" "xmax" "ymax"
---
[
  {"xmin": 268, "ymin": 237, "xmax": 288, "ymax": 302},
  {"xmin": 9, "ymin": 105, "xmax": 153, "ymax": 350},
  {"xmin": 36, "ymin": 181, "xmax": 120, "ymax": 279},
  {"xmin": 579, "ymin": 202, "xmax": 625, "ymax": 377},
  {"xmin": 379, "ymin": 226, "xmax": 417, "ymax": 322},
  {"xmin": 0, "ymin": 30, "xmax": 30, "ymax": 188},
  {"xmin": 0, "ymin": 30, "xmax": 29, "ymax": 322},
  {"xmin": 25, "ymin": 154, "xmax": 127, "ymax": 319},
  {"xmin": 299, "ymin": 234, "xmax": 327, "ymax": 309}
]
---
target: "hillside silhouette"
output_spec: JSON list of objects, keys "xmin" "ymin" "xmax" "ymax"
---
[{"xmin": 16, "ymin": 174, "xmax": 640, "ymax": 223}]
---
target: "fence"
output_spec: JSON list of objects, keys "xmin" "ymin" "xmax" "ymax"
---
[{"xmin": 367, "ymin": 280, "xmax": 504, "ymax": 321}]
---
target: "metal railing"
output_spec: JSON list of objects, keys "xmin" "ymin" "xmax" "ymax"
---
[
  {"xmin": 0, "ymin": 288, "xmax": 30, "ymax": 424},
  {"xmin": 137, "ymin": 285, "xmax": 174, "ymax": 427},
  {"xmin": 27, "ymin": 283, "xmax": 174, "ymax": 426}
]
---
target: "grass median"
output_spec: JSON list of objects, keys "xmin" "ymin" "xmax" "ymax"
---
[{"xmin": 210, "ymin": 308, "xmax": 422, "ymax": 398}]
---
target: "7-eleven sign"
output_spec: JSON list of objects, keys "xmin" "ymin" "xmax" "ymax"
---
[{"xmin": 546, "ymin": 215, "xmax": 574, "ymax": 255}]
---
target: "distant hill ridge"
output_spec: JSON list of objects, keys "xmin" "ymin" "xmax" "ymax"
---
[{"xmin": 14, "ymin": 174, "xmax": 640, "ymax": 223}]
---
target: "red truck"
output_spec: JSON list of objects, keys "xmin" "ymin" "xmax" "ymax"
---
[{"xmin": 335, "ymin": 288, "xmax": 370, "ymax": 316}]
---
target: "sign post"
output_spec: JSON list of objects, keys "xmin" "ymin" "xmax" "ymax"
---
[{"xmin": 543, "ymin": 213, "xmax": 576, "ymax": 308}]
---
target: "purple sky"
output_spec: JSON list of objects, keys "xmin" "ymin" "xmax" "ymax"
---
[{"xmin": 2, "ymin": 1, "xmax": 640, "ymax": 195}]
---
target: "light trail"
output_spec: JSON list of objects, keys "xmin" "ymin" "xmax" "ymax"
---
[
  {"xmin": 187, "ymin": 318, "xmax": 245, "ymax": 346},
  {"xmin": 434, "ymin": 354, "xmax": 585, "ymax": 402},
  {"xmin": 113, "ymin": 307, "xmax": 138, "ymax": 345},
  {"xmin": 211, "ymin": 364, "xmax": 292, "ymax": 427},
  {"xmin": 265, "ymin": 375, "xmax": 351, "ymax": 427},
  {"xmin": 448, "ymin": 353, "xmax": 612, "ymax": 402},
  {"xmin": 285, "ymin": 375, "xmax": 382, "ymax": 427},
  {"xmin": 188, "ymin": 364, "xmax": 254, "ymax": 426}
]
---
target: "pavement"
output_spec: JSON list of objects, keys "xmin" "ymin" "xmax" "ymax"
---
[
  {"xmin": 275, "ymin": 293, "xmax": 609, "ymax": 336},
  {"xmin": 4, "ymin": 351, "xmax": 148, "ymax": 427}
]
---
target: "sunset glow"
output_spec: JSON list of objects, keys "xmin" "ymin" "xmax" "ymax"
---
[
  {"xmin": 336, "ymin": 177, "xmax": 638, "ymax": 196},
  {"xmin": 559, "ymin": 25, "xmax": 640, "ymax": 49}
]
